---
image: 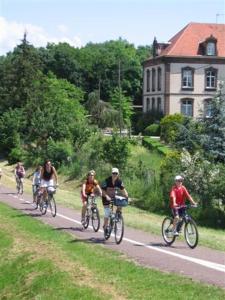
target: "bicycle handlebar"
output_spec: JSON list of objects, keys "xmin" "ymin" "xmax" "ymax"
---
[{"xmin": 175, "ymin": 204, "xmax": 198, "ymax": 209}]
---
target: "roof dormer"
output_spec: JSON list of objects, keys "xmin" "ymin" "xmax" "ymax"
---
[{"xmin": 198, "ymin": 34, "xmax": 217, "ymax": 56}]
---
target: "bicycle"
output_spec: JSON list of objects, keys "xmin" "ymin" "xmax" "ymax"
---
[
  {"xmin": 16, "ymin": 176, "xmax": 24, "ymax": 195},
  {"xmin": 83, "ymin": 195, "xmax": 100, "ymax": 232},
  {"xmin": 104, "ymin": 196, "xmax": 128, "ymax": 244},
  {"xmin": 162, "ymin": 205, "xmax": 199, "ymax": 249},
  {"xmin": 39, "ymin": 186, "xmax": 57, "ymax": 217}
]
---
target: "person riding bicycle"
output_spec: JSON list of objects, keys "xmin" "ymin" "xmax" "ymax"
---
[
  {"xmin": 32, "ymin": 165, "xmax": 42, "ymax": 202},
  {"xmin": 170, "ymin": 175, "xmax": 197, "ymax": 236},
  {"xmin": 101, "ymin": 167, "xmax": 128, "ymax": 233},
  {"xmin": 81, "ymin": 170, "xmax": 102, "ymax": 225},
  {"xmin": 40, "ymin": 160, "xmax": 58, "ymax": 201},
  {"xmin": 14, "ymin": 162, "xmax": 25, "ymax": 193}
]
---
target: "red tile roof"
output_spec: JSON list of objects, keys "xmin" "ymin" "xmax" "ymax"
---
[{"xmin": 160, "ymin": 22, "xmax": 225, "ymax": 57}]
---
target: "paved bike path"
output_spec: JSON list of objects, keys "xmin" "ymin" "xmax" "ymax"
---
[{"xmin": 0, "ymin": 185, "xmax": 224, "ymax": 288}]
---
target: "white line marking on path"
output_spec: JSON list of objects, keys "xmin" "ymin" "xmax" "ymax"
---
[{"xmin": 19, "ymin": 198, "xmax": 225, "ymax": 274}]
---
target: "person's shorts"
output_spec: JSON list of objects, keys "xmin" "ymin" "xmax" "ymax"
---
[
  {"xmin": 40, "ymin": 179, "xmax": 54, "ymax": 188},
  {"xmin": 172, "ymin": 207, "xmax": 186, "ymax": 218},
  {"xmin": 103, "ymin": 206, "xmax": 111, "ymax": 218}
]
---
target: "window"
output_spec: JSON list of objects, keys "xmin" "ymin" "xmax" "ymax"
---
[
  {"xmin": 181, "ymin": 99, "xmax": 193, "ymax": 116},
  {"xmin": 157, "ymin": 67, "xmax": 162, "ymax": 91},
  {"xmin": 206, "ymin": 42, "xmax": 216, "ymax": 56},
  {"xmin": 152, "ymin": 68, "xmax": 156, "ymax": 91},
  {"xmin": 146, "ymin": 69, "xmax": 150, "ymax": 92},
  {"xmin": 157, "ymin": 97, "xmax": 162, "ymax": 112},
  {"xmin": 204, "ymin": 99, "xmax": 213, "ymax": 118},
  {"xmin": 205, "ymin": 68, "xmax": 217, "ymax": 89},
  {"xmin": 146, "ymin": 98, "xmax": 150, "ymax": 111},
  {"xmin": 152, "ymin": 97, "xmax": 155, "ymax": 110},
  {"xmin": 182, "ymin": 67, "xmax": 194, "ymax": 89}
]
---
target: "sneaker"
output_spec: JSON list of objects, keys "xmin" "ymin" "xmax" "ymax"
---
[{"xmin": 173, "ymin": 230, "xmax": 179, "ymax": 237}]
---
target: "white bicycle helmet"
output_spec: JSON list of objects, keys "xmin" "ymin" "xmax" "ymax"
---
[{"xmin": 174, "ymin": 175, "xmax": 183, "ymax": 181}]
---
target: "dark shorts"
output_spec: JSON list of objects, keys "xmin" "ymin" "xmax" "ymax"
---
[{"xmin": 172, "ymin": 207, "xmax": 186, "ymax": 218}]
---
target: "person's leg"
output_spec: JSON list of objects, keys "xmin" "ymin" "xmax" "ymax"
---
[
  {"xmin": 103, "ymin": 206, "xmax": 110, "ymax": 228},
  {"xmin": 172, "ymin": 208, "xmax": 179, "ymax": 234},
  {"xmin": 81, "ymin": 200, "xmax": 87, "ymax": 222}
]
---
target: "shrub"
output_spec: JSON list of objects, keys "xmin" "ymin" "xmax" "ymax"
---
[
  {"xmin": 46, "ymin": 139, "xmax": 74, "ymax": 168},
  {"xmin": 142, "ymin": 137, "xmax": 171, "ymax": 156},
  {"xmin": 160, "ymin": 151, "xmax": 182, "ymax": 207},
  {"xmin": 160, "ymin": 113, "xmax": 184, "ymax": 143},
  {"xmin": 8, "ymin": 147, "xmax": 27, "ymax": 164},
  {"xmin": 132, "ymin": 110, "xmax": 163, "ymax": 134},
  {"xmin": 102, "ymin": 134, "xmax": 130, "ymax": 169},
  {"xmin": 144, "ymin": 123, "xmax": 160, "ymax": 136}
]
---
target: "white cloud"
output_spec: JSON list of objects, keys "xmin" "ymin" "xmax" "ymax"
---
[
  {"xmin": 0, "ymin": 17, "xmax": 82, "ymax": 55},
  {"xmin": 57, "ymin": 24, "xmax": 69, "ymax": 34}
]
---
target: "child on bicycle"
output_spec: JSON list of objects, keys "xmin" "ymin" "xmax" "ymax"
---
[
  {"xmin": 81, "ymin": 170, "xmax": 102, "ymax": 225},
  {"xmin": 170, "ymin": 175, "xmax": 197, "ymax": 236},
  {"xmin": 32, "ymin": 165, "xmax": 42, "ymax": 202}
]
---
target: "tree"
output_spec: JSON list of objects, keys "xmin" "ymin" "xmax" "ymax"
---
[
  {"xmin": 85, "ymin": 91, "xmax": 120, "ymax": 128},
  {"xmin": 200, "ymin": 88, "xmax": 225, "ymax": 162},
  {"xmin": 0, "ymin": 33, "xmax": 42, "ymax": 113},
  {"xmin": 23, "ymin": 73, "xmax": 86, "ymax": 150},
  {"xmin": 40, "ymin": 42, "xmax": 82, "ymax": 86},
  {"xmin": 103, "ymin": 134, "xmax": 130, "ymax": 169},
  {"xmin": 110, "ymin": 87, "xmax": 134, "ymax": 129}
]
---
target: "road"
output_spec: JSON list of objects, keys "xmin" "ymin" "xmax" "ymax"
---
[{"xmin": 0, "ymin": 185, "xmax": 224, "ymax": 288}]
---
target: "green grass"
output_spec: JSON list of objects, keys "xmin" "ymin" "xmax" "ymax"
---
[
  {"xmin": 0, "ymin": 160, "xmax": 225, "ymax": 252},
  {"xmin": 0, "ymin": 202, "xmax": 224, "ymax": 300},
  {"xmin": 128, "ymin": 144, "xmax": 162, "ymax": 173}
]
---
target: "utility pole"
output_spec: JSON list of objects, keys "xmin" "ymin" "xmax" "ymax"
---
[
  {"xmin": 118, "ymin": 60, "xmax": 122, "ymax": 136},
  {"xmin": 216, "ymin": 13, "xmax": 224, "ymax": 23},
  {"xmin": 98, "ymin": 77, "xmax": 101, "ymax": 101}
]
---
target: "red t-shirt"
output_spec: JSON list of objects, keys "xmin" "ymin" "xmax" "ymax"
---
[{"xmin": 170, "ymin": 185, "xmax": 190, "ymax": 208}]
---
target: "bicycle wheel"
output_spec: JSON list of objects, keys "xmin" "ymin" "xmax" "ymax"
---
[
  {"xmin": 49, "ymin": 195, "xmax": 57, "ymax": 217},
  {"xmin": 83, "ymin": 209, "xmax": 90, "ymax": 229},
  {"xmin": 184, "ymin": 219, "xmax": 198, "ymax": 249},
  {"xmin": 162, "ymin": 217, "xmax": 176, "ymax": 246},
  {"xmin": 33, "ymin": 193, "xmax": 39, "ymax": 209},
  {"xmin": 114, "ymin": 213, "xmax": 124, "ymax": 244},
  {"xmin": 91, "ymin": 207, "xmax": 100, "ymax": 232},
  {"xmin": 39, "ymin": 197, "xmax": 47, "ymax": 215}
]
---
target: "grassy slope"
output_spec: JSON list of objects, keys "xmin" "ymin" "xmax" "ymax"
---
[
  {"xmin": 0, "ymin": 159, "xmax": 225, "ymax": 252},
  {"xmin": 0, "ymin": 202, "xmax": 224, "ymax": 300}
]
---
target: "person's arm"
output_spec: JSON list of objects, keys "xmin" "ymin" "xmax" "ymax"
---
[
  {"xmin": 184, "ymin": 187, "xmax": 196, "ymax": 206},
  {"xmin": 22, "ymin": 167, "xmax": 25, "ymax": 176},
  {"xmin": 96, "ymin": 184, "xmax": 102, "ymax": 197},
  {"xmin": 52, "ymin": 167, "xmax": 58, "ymax": 185},
  {"xmin": 121, "ymin": 188, "xmax": 128, "ymax": 198},
  {"xmin": 101, "ymin": 180, "xmax": 111, "ymax": 201},
  {"xmin": 82, "ymin": 183, "xmax": 87, "ymax": 198},
  {"xmin": 170, "ymin": 189, "xmax": 177, "ymax": 207},
  {"xmin": 32, "ymin": 173, "xmax": 36, "ymax": 185},
  {"xmin": 40, "ymin": 167, "xmax": 44, "ymax": 180}
]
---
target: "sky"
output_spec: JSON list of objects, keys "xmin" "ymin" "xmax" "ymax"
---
[{"xmin": 0, "ymin": 0, "xmax": 225, "ymax": 55}]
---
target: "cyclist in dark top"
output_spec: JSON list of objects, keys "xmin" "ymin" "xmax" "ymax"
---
[
  {"xmin": 101, "ymin": 167, "xmax": 128, "ymax": 230},
  {"xmin": 40, "ymin": 160, "xmax": 58, "ymax": 199}
]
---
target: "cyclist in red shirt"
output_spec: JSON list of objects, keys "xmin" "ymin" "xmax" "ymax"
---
[{"xmin": 170, "ymin": 175, "xmax": 197, "ymax": 236}]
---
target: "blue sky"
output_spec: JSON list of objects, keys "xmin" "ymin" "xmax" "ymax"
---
[{"xmin": 0, "ymin": 0, "xmax": 224, "ymax": 54}]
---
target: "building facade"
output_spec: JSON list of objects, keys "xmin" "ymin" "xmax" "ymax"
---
[{"xmin": 143, "ymin": 23, "xmax": 225, "ymax": 118}]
